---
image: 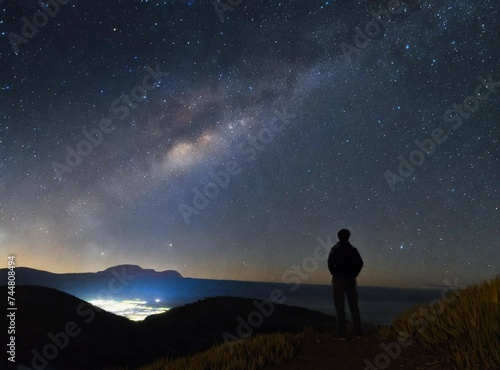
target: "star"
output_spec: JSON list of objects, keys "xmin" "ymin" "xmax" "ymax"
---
[{"xmin": 0, "ymin": 0, "xmax": 496, "ymax": 288}]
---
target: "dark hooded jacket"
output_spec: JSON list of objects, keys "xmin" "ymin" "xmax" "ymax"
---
[{"xmin": 327, "ymin": 241, "xmax": 364, "ymax": 280}]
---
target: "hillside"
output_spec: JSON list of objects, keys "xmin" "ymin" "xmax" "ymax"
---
[
  {"xmin": 1, "ymin": 286, "xmax": 140, "ymax": 370},
  {"xmin": 1, "ymin": 286, "xmax": 339, "ymax": 369}
]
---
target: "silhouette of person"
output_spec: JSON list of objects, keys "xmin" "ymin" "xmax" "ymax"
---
[{"xmin": 327, "ymin": 229, "xmax": 364, "ymax": 338}]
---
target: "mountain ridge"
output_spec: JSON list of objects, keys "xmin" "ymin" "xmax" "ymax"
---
[
  {"xmin": 1, "ymin": 264, "xmax": 183, "ymax": 278},
  {"xmin": 99, "ymin": 264, "xmax": 183, "ymax": 278}
]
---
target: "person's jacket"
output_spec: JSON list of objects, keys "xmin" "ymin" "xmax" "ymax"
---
[{"xmin": 327, "ymin": 241, "xmax": 364, "ymax": 280}]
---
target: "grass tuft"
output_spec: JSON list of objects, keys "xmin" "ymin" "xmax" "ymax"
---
[
  {"xmin": 137, "ymin": 331, "xmax": 302, "ymax": 370},
  {"xmin": 377, "ymin": 275, "xmax": 500, "ymax": 369}
]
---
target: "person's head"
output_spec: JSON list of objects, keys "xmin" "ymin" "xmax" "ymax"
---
[{"xmin": 337, "ymin": 229, "xmax": 351, "ymax": 242}]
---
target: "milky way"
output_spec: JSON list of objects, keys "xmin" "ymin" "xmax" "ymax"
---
[{"xmin": 0, "ymin": 0, "xmax": 498, "ymax": 287}]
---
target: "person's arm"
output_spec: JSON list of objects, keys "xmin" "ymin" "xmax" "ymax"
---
[
  {"xmin": 353, "ymin": 249, "xmax": 364, "ymax": 277},
  {"xmin": 327, "ymin": 249, "xmax": 336, "ymax": 276}
]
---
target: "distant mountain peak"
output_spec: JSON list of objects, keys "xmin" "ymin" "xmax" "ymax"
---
[
  {"xmin": 101, "ymin": 264, "xmax": 148, "ymax": 273},
  {"xmin": 100, "ymin": 264, "xmax": 182, "ymax": 278}
]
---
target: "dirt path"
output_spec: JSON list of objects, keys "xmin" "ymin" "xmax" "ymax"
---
[{"xmin": 265, "ymin": 331, "xmax": 454, "ymax": 370}]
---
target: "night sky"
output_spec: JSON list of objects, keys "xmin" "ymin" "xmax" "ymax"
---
[{"xmin": 0, "ymin": 0, "xmax": 498, "ymax": 287}]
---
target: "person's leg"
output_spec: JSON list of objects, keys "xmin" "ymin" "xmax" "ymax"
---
[
  {"xmin": 333, "ymin": 278, "xmax": 346, "ymax": 332},
  {"xmin": 346, "ymin": 279, "xmax": 362, "ymax": 334}
]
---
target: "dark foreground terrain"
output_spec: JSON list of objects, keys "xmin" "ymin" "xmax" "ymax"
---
[
  {"xmin": 265, "ymin": 331, "xmax": 453, "ymax": 370},
  {"xmin": 1, "ymin": 285, "xmax": 337, "ymax": 369},
  {"xmin": 1, "ymin": 285, "xmax": 457, "ymax": 370}
]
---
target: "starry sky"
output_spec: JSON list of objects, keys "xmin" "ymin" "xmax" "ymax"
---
[{"xmin": 0, "ymin": 0, "xmax": 498, "ymax": 287}]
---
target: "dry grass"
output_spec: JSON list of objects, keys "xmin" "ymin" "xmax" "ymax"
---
[
  {"xmin": 378, "ymin": 275, "xmax": 500, "ymax": 369},
  {"xmin": 137, "ymin": 331, "xmax": 302, "ymax": 370}
]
